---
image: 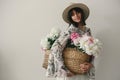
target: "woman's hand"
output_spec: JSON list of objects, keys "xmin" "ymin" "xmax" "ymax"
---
[{"xmin": 80, "ymin": 62, "xmax": 93, "ymax": 73}]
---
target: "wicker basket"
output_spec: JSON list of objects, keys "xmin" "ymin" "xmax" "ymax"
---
[
  {"xmin": 42, "ymin": 48, "xmax": 90, "ymax": 74},
  {"xmin": 42, "ymin": 50, "xmax": 50, "ymax": 69}
]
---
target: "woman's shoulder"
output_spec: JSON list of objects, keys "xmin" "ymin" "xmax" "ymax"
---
[
  {"xmin": 85, "ymin": 26, "xmax": 91, "ymax": 32},
  {"xmin": 85, "ymin": 26, "xmax": 92, "ymax": 36}
]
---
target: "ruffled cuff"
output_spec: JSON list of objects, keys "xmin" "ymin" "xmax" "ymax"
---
[{"xmin": 88, "ymin": 57, "xmax": 95, "ymax": 80}]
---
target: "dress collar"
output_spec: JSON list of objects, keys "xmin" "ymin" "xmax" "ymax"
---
[{"xmin": 70, "ymin": 24, "xmax": 87, "ymax": 33}]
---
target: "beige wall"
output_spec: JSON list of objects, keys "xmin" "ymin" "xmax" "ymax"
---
[{"xmin": 0, "ymin": 0, "xmax": 120, "ymax": 80}]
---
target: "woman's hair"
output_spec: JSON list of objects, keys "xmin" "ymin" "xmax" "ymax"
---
[{"xmin": 67, "ymin": 7, "xmax": 86, "ymax": 27}]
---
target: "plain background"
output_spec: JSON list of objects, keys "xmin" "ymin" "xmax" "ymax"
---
[{"xmin": 0, "ymin": 0, "xmax": 120, "ymax": 80}]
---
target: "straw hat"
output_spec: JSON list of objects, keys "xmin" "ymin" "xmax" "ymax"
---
[{"xmin": 62, "ymin": 3, "xmax": 90, "ymax": 23}]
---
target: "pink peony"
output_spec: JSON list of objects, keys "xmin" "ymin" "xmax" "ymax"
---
[
  {"xmin": 85, "ymin": 37, "xmax": 94, "ymax": 45},
  {"xmin": 88, "ymin": 37, "xmax": 94, "ymax": 44},
  {"xmin": 70, "ymin": 32, "xmax": 81, "ymax": 41}
]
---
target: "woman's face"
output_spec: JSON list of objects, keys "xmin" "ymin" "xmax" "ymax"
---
[{"xmin": 71, "ymin": 10, "xmax": 81, "ymax": 23}]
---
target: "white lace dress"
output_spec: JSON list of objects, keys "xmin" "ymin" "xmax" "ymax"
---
[
  {"xmin": 56, "ymin": 75, "xmax": 89, "ymax": 80},
  {"xmin": 56, "ymin": 67, "xmax": 95, "ymax": 80},
  {"xmin": 46, "ymin": 24, "xmax": 95, "ymax": 80}
]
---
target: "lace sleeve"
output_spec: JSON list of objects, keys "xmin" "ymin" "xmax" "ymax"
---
[{"xmin": 46, "ymin": 27, "xmax": 73, "ymax": 77}]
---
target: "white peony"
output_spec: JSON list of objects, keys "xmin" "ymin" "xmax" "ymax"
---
[
  {"xmin": 79, "ymin": 38, "xmax": 88, "ymax": 50},
  {"xmin": 46, "ymin": 33, "xmax": 55, "ymax": 40},
  {"xmin": 73, "ymin": 37, "xmax": 81, "ymax": 46},
  {"xmin": 40, "ymin": 27, "xmax": 61, "ymax": 51},
  {"xmin": 85, "ymin": 48, "xmax": 92, "ymax": 55},
  {"xmin": 76, "ymin": 34, "xmax": 102, "ymax": 57},
  {"xmin": 50, "ymin": 27, "xmax": 61, "ymax": 35},
  {"xmin": 46, "ymin": 27, "xmax": 61, "ymax": 40},
  {"xmin": 40, "ymin": 38, "xmax": 50, "ymax": 50}
]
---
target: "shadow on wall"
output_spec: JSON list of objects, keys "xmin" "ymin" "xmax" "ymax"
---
[
  {"xmin": 94, "ymin": 27, "xmax": 110, "ymax": 79},
  {"xmin": 95, "ymin": 24, "xmax": 120, "ymax": 80},
  {"xmin": 0, "ymin": 52, "xmax": 13, "ymax": 80}
]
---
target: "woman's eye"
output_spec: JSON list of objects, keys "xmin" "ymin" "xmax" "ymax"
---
[
  {"xmin": 72, "ymin": 13, "xmax": 75, "ymax": 16},
  {"xmin": 77, "ymin": 12, "xmax": 80, "ymax": 15}
]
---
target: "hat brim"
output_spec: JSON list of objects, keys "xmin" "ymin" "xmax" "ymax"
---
[{"xmin": 62, "ymin": 3, "xmax": 90, "ymax": 23}]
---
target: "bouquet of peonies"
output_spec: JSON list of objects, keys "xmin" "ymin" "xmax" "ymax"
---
[
  {"xmin": 70, "ymin": 32, "xmax": 102, "ymax": 58},
  {"xmin": 40, "ymin": 27, "xmax": 61, "ymax": 50},
  {"xmin": 40, "ymin": 28, "xmax": 102, "ymax": 73}
]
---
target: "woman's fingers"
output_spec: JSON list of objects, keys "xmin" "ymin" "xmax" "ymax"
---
[
  {"xmin": 80, "ymin": 62, "xmax": 92, "ymax": 73},
  {"xmin": 81, "ymin": 67, "xmax": 88, "ymax": 73}
]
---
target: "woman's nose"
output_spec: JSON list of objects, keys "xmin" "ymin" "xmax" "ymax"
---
[{"xmin": 74, "ymin": 14, "xmax": 77, "ymax": 17}]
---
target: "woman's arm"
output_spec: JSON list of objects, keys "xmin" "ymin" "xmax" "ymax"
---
[{"xmin": 46, "ymin": 26, "xmax": 74, "ymax": 77}]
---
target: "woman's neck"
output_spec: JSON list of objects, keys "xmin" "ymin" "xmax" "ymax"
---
[{"xmin": 78, "ymin": 23, "xmax": 85, "ymax": 31}]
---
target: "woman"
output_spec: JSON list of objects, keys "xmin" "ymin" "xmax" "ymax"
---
[{"xmin": 46, "ymin": 3, "xmax": 95, "ymax": 80}]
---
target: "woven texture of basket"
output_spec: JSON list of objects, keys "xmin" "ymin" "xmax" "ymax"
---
[
  {"xmin": 42, "ymin": 48, "xmax": 90, "ymax": 74},
  {"xmin": 42, "ymin": 50, "xmax": 50, "ymax": 69}
]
